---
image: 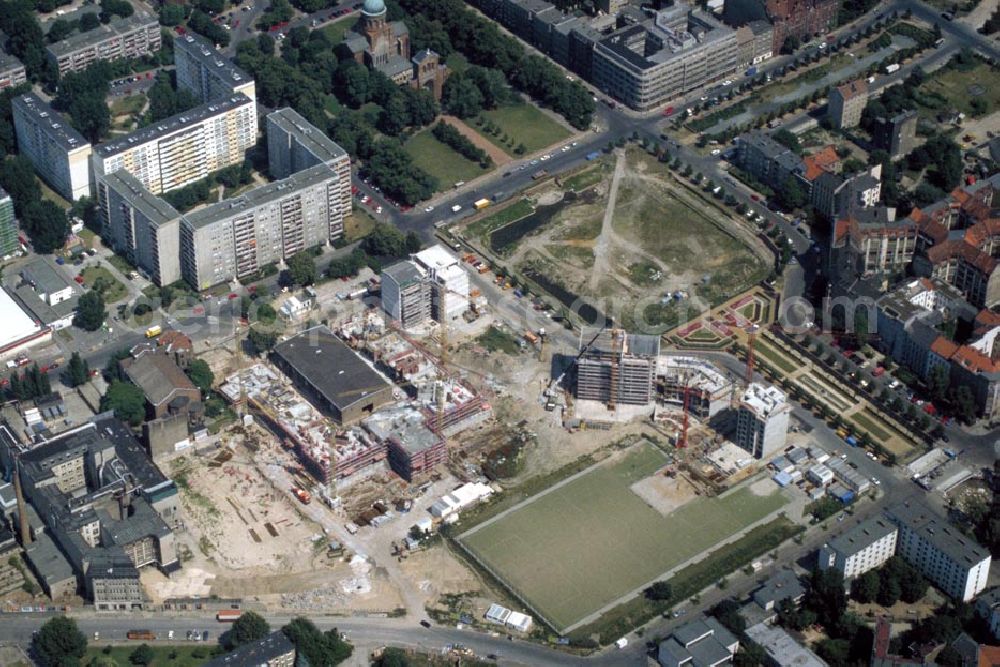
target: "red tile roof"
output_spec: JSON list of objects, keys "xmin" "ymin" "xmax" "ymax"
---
[
  {"xmin": 836, "ymin": 78, "xmax": 868, "ymax": 101},
  {"xmin": 802, "ymin": 145, "xmax": 840, "ymax": 181},
  {"xmin": 930, "ymin": 336, "xmax": 959, "ymax": 359},
  {"xmin": 953, "ymin": 344, "xmax": 1000, "ymax": 374},
  {"xmin": 978, "ymin": 644, "xmax": 1000, "ymax": 667}
]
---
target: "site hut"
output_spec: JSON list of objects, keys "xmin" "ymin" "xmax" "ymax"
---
[
  {"xmin": 576, "ymin": 328, "xmax": 661, "ymax": 406},
  {"xmin": 817, "ymin": 516, "xmax": 898, "ymax": 579},
  {"xmin": 734, "ymin": 382, "xmax": 791, "ymax": 460},
  {"xmin": 272, "ymin": 325, "xmax": 395, "ymax": 424}
]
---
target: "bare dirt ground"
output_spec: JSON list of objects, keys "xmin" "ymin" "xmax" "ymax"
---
[
  {"xmin": 398, "ymin": 544, "xmax": 484, "ymax": 602},
  {"xmin": 441, "ymin": 115, "xmax": 512, "ymax": 167},
  {"xmin": 631, "ymin": 472, "xmax": 698, "ymax": 516}
]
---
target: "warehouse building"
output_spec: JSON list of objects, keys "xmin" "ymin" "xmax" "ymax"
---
[
  {"xmin": 577, "ymin": 328, "xmax": 660, "ymax": 406},
  {"xmin": 45, "ymin": 13, "xmax": 160, "ymax": 76},
  {"xmin": 818, "ymin": 516, "xmax": 898, "ymax": 579},
  {"xmin": 272, "ymin": 326, "xmax": 394, "ymax": 424},
  {"xmin": 96, "ymin": 170, "xmax": 182, "ymax": 286},
  {"xmin": 92, "ymin": 94, "xmax": 256, "ymax": 196},
  {"xmin": 381, "ymin": 260, "xmax": 432, "ymax": 330},
  {"xmin": 12, "ymin": 93, "xmax": 92, "ymax": 201},
  {"xmin": 173, "ymin": 32, "xmax": 256, "ymax": 105}
]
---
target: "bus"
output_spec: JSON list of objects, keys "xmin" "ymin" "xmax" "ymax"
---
[{"xmin": 217, "ymin": 610, "xmax": 242, "ymax": 623}]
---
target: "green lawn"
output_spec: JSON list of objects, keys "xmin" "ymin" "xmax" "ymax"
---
[
  {"xmin": 476, "ymin": 103, "xmax": 571, "ymax": 155},
  {"xmin": 80, "ymin": 265, "xmax": 128, "ymax": 303},
  {"xmin": 916, "ymin": 61, "xmax": 1000, "ymax": 120},
  {"xmin": 110, "ymin": 94, "xmax": 146, "ymax": 117},
  {"xmin": 753, "ymin": 340, "xmax": 799, "ymax": 374},
  {"xmin": 83, "ymin": 644, "xmax": 222, "ymax": 667},
  {"xmin": 460, "ymin": 442, "xmax": 788, "ymax": 630},
  {"xmin": 107, "ymin": 253, "xmax": 137, "ymax": 276},
  {"xmin": 465, "ymin": 198, "xmax": 534, "ymax": 242},
  {"xmin": 562, "ymin": 164, "xmax": 605, "ymax": 192},
  {"xmin": 321, "ymin": 15, "xmax": 358, "ymax": 44},
  {"xmin": 851, "ymin": 410, "xmax": 894, "ymax": 443},
  {"xmin": 404, "ymin": 130, "xmax": 491, "ymax": 191}
]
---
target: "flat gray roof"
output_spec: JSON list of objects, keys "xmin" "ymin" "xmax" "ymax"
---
[
  {"xmin": 101, "ymin": 170, "xmax": 180, "ymax": 227},
  {"xmin": 184, "ymin": 163, "xmax": 336, "ymax": 229},
  {"xmin": 0, "ymin": 51, "xmax": 23, "ymax": 73},
  {"xmin": 95, "ymin": 93, "xmax": 252, "ymax": 157},
  {"xmin": 267, "ymin": 107, "xmax": 346, "ymax": 161},
  {"xmin": 12, "ymin": 93, "xmax": 89, "ymax": 151},
  {"xmin": 827, "ymin": 516, "xmax": 898, "ymax": 556},
  {"xmin": 382, "ymin": 260, "xmax": 425, "ymax": 287},
  {"xmin": 21, "ymin": 256, "xmax": 73, "ymax": 296},
  {"xmin": 175, "ymin": 32, "xmax": 252, "ymax": 87},
  {"xmin": 47, "ymin": 13, "xmax": 157, "ymax": 57},
  {"xmin": 888, "ymin": 501, "xmax": 990, "ymax": 567},
  {"xmin": 25, "ymin": 532, "xmax": 75, "ymax": 585}
]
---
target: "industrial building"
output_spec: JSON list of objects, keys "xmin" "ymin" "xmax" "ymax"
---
[
  {"xmin": 380, "ymin": 260, "xmax": 432, "ymax": 330},
  {"xmin": 412, "ymin": 245, "xmax": 470, "ymax": 322},
  {"xmin": 363, "ymin": 405, "xmax": 447, "ymax": 481},
  {"xmin": 735, "ymin": 383, "xmax": 790, "ymax": 459},
  {"xmin": 120, "ymin": 350, "xmax": 203, "ymax": 422},
  {"xmin": 45, "ymin": 13, "xmax": 160, "ymax": 76},
  {"xmin": 96, "ymin": 170, "xmax": 183, "ymax": 286},
  {"xmin": 818, "ymin": 516, "xmax": 899, "ymax": 579},
  {"xmin": 0, "ymin": 416, "xmax": 180, "ymax": 608},
  {"xmin": 91, "ymin": 93, "xmax": 257, "ymax": 196},
  {"xmin": 272, "ymin": 326, "xmax": 395, "ymax": 424},
  {"xmin": 11, "ymin": 93, "xmax": 92, "ymax": 201},
  {"xmin": 657, "ymin": 617, "xmax": 740, "ymax": 667},
  {"xmin": 657, "ymin": 355, "xmax": 733, "ymax": 418},
  {"xmin": 0, "ymin": 52, "xmax": 25, "ymax": 91},
  {"xmin": 887, "ymin": 501, "xmax": 991, "ymax": 602},
  {"xmin": 0, "ymin": 287, "xmax": 51, "ymax": 360},
  {"xmin": 20, "ymin": 257, "xmax": 75, "ymax": 307},
  {"xmin": 180, "ymin": 164, "xmax": 346, "ymax": 289},
  {"xmin": 577, "ymin": 328, "xmax": 660, "ymax": 406},
  {"xmin": 173, "ymin": 32, "xmax": 256, "ymax": 104}
]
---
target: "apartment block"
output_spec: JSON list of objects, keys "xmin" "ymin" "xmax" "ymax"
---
[
  {"xmin": 265, "ymin": 108, "xmax": 351, "ymax": 216},
  {"xmin": 12, "ymin": 94, "xmax": 92, "ymax": 201},
  {"xmin": 735, "ymin": 383, "xmax": 790, "ymax": 459},
  {"xmin": 828, "ymin": 78, "xmax": 868, "ymax": 129},
  {"xmin": 173, "ymin": 32, "xmax": 256, "ymax": 104},
  {"xmin": 0, "ymin": 52, "xmax": 25, "ymax": 90},
  {"xmin": 411, "ymin": 245, "xmax": 470, "ymax": 322},
  {"xmin": 735, "ymin": 20, "xmax": 774, "ymax": 69},
  {"xmin": 818, "ymin": 516, "xmax": 898, "ymax": 578},
  {"xmin": 764, "ymin": 0, "xmax": 837, "ymax": 54},
  {"xmin": 180, "ymin": 165, "xmax": 344, "ymax": 289},
  {"xmin": 577, "ymin": 328, "xmax": 660, "ymax": 406},
  {"xmin": 381, "ymin": 260, "xmax": 432, "ymax": 329},
  {"xmin": 46, "ymin": 13, "xmax": 160, "ymax": 76},
  {"xmin": 0, "ymin": 187, "xmax": 15, "ymax": 258},
  {"xmin": 888, "ymin": 501, "xmax": 991, "ymax": 602},
  {"xmin": 96, "ymin": 171, "xmax": 182, "ymax": 286},
  {"xmin": 873, "ymin": 110, "xmax": 918, "ymax": 158},
  {"xmin": 91, "ymin": 94, "xmax": 257, "ymax": 196}
]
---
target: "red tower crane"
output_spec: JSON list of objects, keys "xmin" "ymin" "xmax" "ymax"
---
[{"xmin": 745, "ymin": 324, "xmax": 759, "ymax": 385}]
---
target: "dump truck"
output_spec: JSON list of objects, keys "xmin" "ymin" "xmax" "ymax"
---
[
  {"xmin": 127, "ymin": 630, "xmax": 156, "ymax": 641},
  {"xmin": 145, "ymin": 325, "xmax": 162, "ymax": 339},
  {"xmin": 524, "ymin": 331, "xmax": 540, "ymax": 345},
  {"xmin": 216, "ymin": 610, "xmax": 242, "ymax": 623},
  {"xmin": 474, "ymin": 198, "xmax": 491, "ymax": 211}
]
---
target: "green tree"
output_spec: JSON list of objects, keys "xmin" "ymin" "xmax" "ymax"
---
[
  {"xmin": 80, "ymin": 12, "xmax": 101, "ymax": 31},
  {"xmin": 185, "ymin": 359, "xmax": 215, "ymax": 394},
  {"xmin": 710, "ymin": 599, "xmax": 745, "ymax": 634},
  {"xmin": 805, "ymin": 567, "xmax": 846, "ymax": 628},
  {"xmin": 376, "ymin": 647, "xmax": 411, "ymax": 667},
  {"xmin": 442, "ymin": 75, "xmax": 484, "ymax": 118},
  {"xmin": 876, "ymin": 574, "xmax": 901, "ymax": 607},
  {"xmin": 777, "ymin": 176, "xmax": 808, "ymax": 210},
  {"xmin": 129, "ymin": 644, "xmax": 155, "ymax": 665},
  {"xmin": 68, "ymin": 93, "xmax": 111, "ymax": 143},
  {"xmin": 74, "ymin": 291, "xmax": 106, "ymax": 331},
  {"xmin": 850, "ymin": 569, "xmax": 880, "ymax": 603},
  {"xmin": 256, "ymin": 303, "xmax": 277, "ymax": 325},
  {"xmin": 100, "ymin": 381, "xmax": 146, "ymax": 426},
  {"xmin": 159, "ymin": 4, "xmax": 185, "ymax": 26},
  {"xmin": 33, "ymin": 616, "xmax": 87, "ymax": 667},
  {"xmin": 247, "ymin": 326, "xmax": 279, "ymax": 355},
  {"xmin": 286, "ymin": 251, "xmax": 317, "ymax": 286},
  {"xmin": 954, "ymin": 385, "xmax": 977, "ymax": 424},
  {"xmin": 231, "ymin": 611, "xmax": 270, "ymax": 647},
  {"xmin": 282, "ymin": 618, "xmax": 352, "ymax": 666},
  {"xmin": 927, "ymin": 365, "xmax": 950, "ymax": 404},
  {"xmin": 816, "ymin": 638, "xmax": 851, "ymax": 666},
  {"xmin": 67, "ymin": 352, "xmax": 90, "ymax": 387},
  {"xmin": 644, "ymin": 581, "xmax": 672, "ymax": 601}
]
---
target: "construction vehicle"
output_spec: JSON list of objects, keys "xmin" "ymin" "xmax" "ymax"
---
[
  {"xmin": 474, "ymin": 198, "xmax": 491, "ymax": 211},
  {"xmin": 524, "ymin": 331, "xmax": 539, "ymax": 345},
  {"xmin": 127, "ymin": 630, "xmax": 156, "ymax": 641},
  {"xmin": 292, "ymin": 487, "xmax": 311, "ymax": 504},
  {"xmin": 144, "ymin": 325, "xmax": 162, "ymax": 338},
  {"xmin": 216, "ymin": 610, "xmax": 242, "ymax": 623}
]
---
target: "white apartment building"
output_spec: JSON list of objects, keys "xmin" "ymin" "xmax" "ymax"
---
[
  {"xmin": 91, "ymin": 94, "xmax": 257, "ymax": 196},
  {"xmin": 180, "ymin": 164, "xmax": 345, "ymax": 290},
  {"xmin": 46, "ymin": 13, "xmax": 160, "ymax": 76},
  {"xmin": 12, "ymin": 93, "xmax": 92, "ymax": 201},
  {"xmin": 888, "ymin": 502, "xmax": 992, "ymax": 602},
  {"xmin": 0, "ymin": 53, "xmax": 26, "ymax": 91},
  {"xmin": 381, "ymin": 260, "xmax": 432, "ymax": 329},
  {"xmin": 173, "ymin": 33, "xmax": 256, "ymax": 104},
  {"xmin": 818, "ymin": 516, "xmax": 898, "ymax": 579},
  {"xmin": 96, "ymin": 171, "xmax": 182, "ymax": 286},
  {"xmin": 412, "ymin": 245, "xmax": 470, "ymax": 322},
  {"xmin": 735, "ymin": 383, "xmax": 790, "ymax": 460}
]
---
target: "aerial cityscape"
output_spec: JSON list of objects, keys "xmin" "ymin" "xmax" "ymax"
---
[{"xmin": 0, "ymin": 0, "xmax": 997, "ymax": 664}]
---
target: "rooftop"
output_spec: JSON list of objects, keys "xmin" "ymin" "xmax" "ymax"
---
[
  {"xmin": 382, "ymin": 260, "xmax": 426, "ymax": 287},
  {"xmin": 121, "ymin": 352, "xmax": 199, "ymax": 407},
  {"xmin": 47, "ymin": 12, "xmax": 157, "ymax": 57},
  {"xmin": 205, "ymin": 631, "xmax": 295, "ymax": 667},
  {"xmin": 273, "ymin": 325, "xmax": 392, "ymax": 412},
  {"xmin": 184, "ymin": 164, "xmax": 336, "ymax": 229},
  {"xmin": 267, "ymin": 107, "xmax": 347, "ymax": 161},
  {"xmin": 95, "ymin": 93, "xmax": 252, "ymax": 158},
  {"xmin": 887, "ymin": 501, "xmax": 990, "ymax": 567},
  {"xmin": 580, "ymin": 328, "xmax": 661, "ymax": 358},
  {"xmin": 0, "ymin": 51, "xmax": 23, "ymax": 73},
  {"xmin": 0, "ymin": 287, "xmax": 43, "ymax": 352},
  {"xmin": 24, "ymin": 531, "xmax": 75, "ymax": 585},
  {"xmin": 741, "ymin": 383, "xmax": 788, "ymax": 415},
  {"xmin": 752, "ymin": 569, "xmax": 805, "ymax": 608},
  {"xmin": 826, "ymin": 516, "xmax": 897, "ymax": 555},
  {"xmin": 835, "ymin": 77, "xmax": 869, "ymax": 101},
  {"xmin": 745, "ymin": 623, "xmax": 828, "ymax": 667},
  {"xmin": 100, "ymin": 171, "xmax": 180, "ymax": 227},
  {"xmin": 20, "ymin": 256, "xmax": 74, "ymax": 297},
  {"xmin": 363, "ymin": 404, "xmax": 440, "ymax": 455},
  {"xmin": 12, "ymin": 93, "xmax": 90, "ymax": 151},
  {"xmin": 176, "ymin": 32, "xmax": 252, "ymax": 88}
]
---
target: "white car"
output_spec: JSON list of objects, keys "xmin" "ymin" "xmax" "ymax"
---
[
  {"xmin": 872, "ymin": 477, "xmax": 881, "ymax": 485},
  {"xmin": 710, "ymin": 148, "xmax": 721, "ymax": 156},
  {"xmin": 375, "ymin": 205, "xmax": 383, "ymax": 214},
  {"xmin": 540, "ymin": 154, "xmax": 551, "ymax": 161},
  {"xmin": 424, "ymin": 205, "xmax": 434, "ymax": 212},
  {"xmin": 723, "ymin": 79, "xmax": 733, "ymax": 86}
]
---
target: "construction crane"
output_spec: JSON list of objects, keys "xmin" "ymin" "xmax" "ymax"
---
[
  {"xmin": 745, "ymin": 324, "xmax": 759, "ymax": 386},
  {"xmin": 607, "ymin": 328, "xmax": 624, "ymax": 411},
  {"xmin": 679, "ymin": 382, "xmax": 691, "ymax": 449},
  {"xmin": 233, "ymin": 316, "xmax": 247, "ymax": 418}
]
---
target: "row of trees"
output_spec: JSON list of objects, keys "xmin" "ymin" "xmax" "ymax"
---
[
  {"xmin": 400, "ymin": 0, "xmax": 594, "ymax": 129},
  {"xmin": 441, "ymin": 66, "xmax": 510, "ymax": 119},
  {"xmin": 850, "ymin": 556, "xmax": 928, "ymax": 607},
  {"xmin": 432, "ymin": 121, "xmax": 492, "ymax": 168},
  {"xmin": 0, "ymin": 156, "xmax": 70, "ymax": 252}
]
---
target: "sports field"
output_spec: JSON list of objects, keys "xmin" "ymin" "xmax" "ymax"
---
[{"xmin": 459, "ymin": 443, "xmax": 788, "ymax": 630}]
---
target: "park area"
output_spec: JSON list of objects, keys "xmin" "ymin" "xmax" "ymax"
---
[
  {"xmin": 458, "ymin": 442, "xmax": 788, "ymax": 631},
  {"xmin": 914, "ymin": 59, "xmax": 1000, "ymax": 120},
  {"xmin": 464, "ymin": 148, "xmax": 769, "ymax": 330},
  {"xmin": 472, "ymin": 102, "xmax": 572, "ymax": 156},
  {"xmin": 404, "ymin": 129, "xmax": 492, "ymax": 189}
]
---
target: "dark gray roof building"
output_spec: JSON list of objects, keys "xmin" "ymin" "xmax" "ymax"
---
[
  {"xmin": 658, "ymin": 617, "xmax": 739, "ymax": 667},
  {"xmin": 205, "ymin": 631, "xmax": 295, "ymax": 667}
]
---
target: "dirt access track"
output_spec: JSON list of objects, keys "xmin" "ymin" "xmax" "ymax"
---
[{"xmin": 441, "ymin": 115, "xmax": 513, "ymax": 167}]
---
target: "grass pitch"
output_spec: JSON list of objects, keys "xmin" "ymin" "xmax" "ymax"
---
[
  {"xmin": 404, "ymin": 130, "xmax": 491, "ymax": 190},
  {"xmin": 459, "ymin": 443, "xmax": 787, "ymax": 630}
]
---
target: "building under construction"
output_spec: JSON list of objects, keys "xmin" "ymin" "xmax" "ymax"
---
[
  {"xmin": 417, "ymin": 378, "xmax": 492, "ymax": 437},
  {"xmin": 657, "ymin": 356, "xmax": 734, "ymax": 419},
  {"xmin": 576, "ymin": 328, "xmax": 660, "ymax": 407}
]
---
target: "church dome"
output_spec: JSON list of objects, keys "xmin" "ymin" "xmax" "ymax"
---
[{"xmin": 361, "ymin": 0, "xmax": 386, "ymax": 15}]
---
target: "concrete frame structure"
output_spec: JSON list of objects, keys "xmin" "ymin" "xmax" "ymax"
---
[
  {"xmin": 735, "ymin": 383, "xmax": 790, "ymax": 459},
  {"xmin": 381, "ymin": 260, "xmax": 432, "ymax": 329},
  {"xmin": 657, "ymin": 355, "xmax": 733, "ymax": 419},
  {"xmin": 12, "ymin": 93, "xmax": 92, "ymax": 201},
  {"xmin": 46, "ymin": 13, "xmax": 160, "ymax": 76},
  {"xmin": 412, "ymin": 245, "xmax": 470, "ymax": 322},
  {"xmin": 577, "ymin": 328, "xmax": 660, "ymax": 406}
]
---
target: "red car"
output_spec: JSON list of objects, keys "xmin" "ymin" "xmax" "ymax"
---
[
  {"xmin": 750, "ymin": 194, "xmax": 760, "ymax": 201},
  {"xmin": 662, "ymin": 106, "xmax": 674, "ymax": 116},
  {"xmin": 228, "ymin": 292, "xmax": 239, "ymax": 300},
  {"xmin": 74, "ymin": 275, "xmax": 85, "ymax": 284},
  {"xmin": 193, "ymin": 306, "xmax": 205, "ymax": 315}
]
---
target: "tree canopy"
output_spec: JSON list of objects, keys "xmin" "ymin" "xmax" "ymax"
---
[
  {"xmin": 67, "ymin": 352, "xmax": 91, "ymax": 387},
  {"xmin": 33, "ymin": 616, "xmax": 87, "ymax": 667},
  {"xmin": 74, "ymin": 291, "xmax": 106, "ymax": 331},
  {"xmin": 230, "ymin": 611, "xmax": 270, "ymax": 647},
  {"xmin": 285, "ymin": 251, "xmax": 317, "ymax": 286},
  {"xmin": 282, "ymin": 617, "xmax": 352, "ymax": 666},
  {"xmin": 185, "ymin": 359, "xmax": 215, "ymax": 394},
  {"xmin": 100, "ymin": 380, "xmax": 146, "ymax": 426}
]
